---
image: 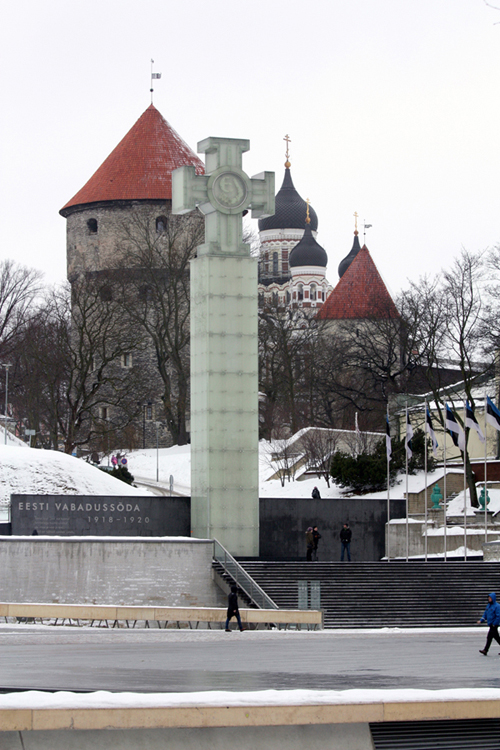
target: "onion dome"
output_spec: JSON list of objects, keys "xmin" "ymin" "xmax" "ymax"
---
[
  {"xmin": 258, "ymin": 167, "xmax": 318, "ymax": 232},
  {"xmin": 338, "ymin": 230, "xmax": 361, "ymax": 278},
  {"xmin": 289, "ymin": 222, "xmax": 327, "ymax": 268}
]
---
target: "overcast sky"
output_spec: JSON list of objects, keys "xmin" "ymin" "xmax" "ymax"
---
[{"xmin": 1, "ymin": 0, "xmax": 499, "ymax": 298}]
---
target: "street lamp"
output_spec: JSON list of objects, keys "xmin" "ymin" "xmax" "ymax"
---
[
  {"xmin": 138, "ymin": 401, "xmax": 152, "ymax": 450},
  {"xmin": 155, "ymin": 421, "xmax": 162, "ymax": 482},
  {"xmin": 2, "ymin": 364, "xmax": 11, "ymax": 445}
]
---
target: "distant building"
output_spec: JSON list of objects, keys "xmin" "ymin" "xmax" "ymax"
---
[{"xmin": 257, "ymin": 157, "xmax": 333, "ymax": 310}]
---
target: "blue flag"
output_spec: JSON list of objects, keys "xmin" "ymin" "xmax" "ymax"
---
[
  {"xmin": 445, "ymin": 404, "xmax": 466, "ymax": 452},
  {"xmin": 386, "ymin": 414, "xmax": 392, "ymax": 462},
  {"xmin": 486, "ymin": 396, "xmax": 500, "ymax": 432},
  {"xmin": 405, "ymin": 411, "xmax": 413, "ymax": 459},
  {"xmin": 425, "ymin": 407, "xmax": 438, "ymax": 457},
  {"xmin": 465, "ymin": 401, "xmax": 485, "ymax": 443}
]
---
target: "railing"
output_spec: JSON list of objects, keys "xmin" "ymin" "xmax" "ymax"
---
[{"xmin": 213, "ymin": 539, "xmax": 279, "ymax": 610}]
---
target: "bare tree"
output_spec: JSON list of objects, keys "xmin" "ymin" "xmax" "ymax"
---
[
  {"xmin": 0, "ymin": 259, "xmax": 43, "ymax": 359},
  {"xmin": 115, "ymin": 209, "xmax": 204, "ymax": 445},
  {"xmin": 400, "ymin": 251, "xmax": 491, "ymax": 505},
  {"xmin": 301, "ymin": 428, "xmax": 341, "ymax": 488},
  {"xmin": 258, "ymin": 299, "xmax": 323, "ymax": 437}
]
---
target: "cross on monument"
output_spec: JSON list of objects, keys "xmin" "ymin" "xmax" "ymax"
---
[{"xmin": 172, "ymin": 137, "xmax": 275, "ymax": 255}]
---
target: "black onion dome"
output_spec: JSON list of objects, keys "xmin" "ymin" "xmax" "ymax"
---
[
  {"xmin": 258, "ymin": 168, "xmax": 318, "ymax": 232},
  {"xmin": 289, "ymin": 223, "xmax": 327, "ymax": 268},
  {"xmin": 338, "ymin": 232, "xmax": 361, "ymax": 278}
]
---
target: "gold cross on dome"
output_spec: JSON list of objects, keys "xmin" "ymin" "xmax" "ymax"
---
[
  {"xmin": 354, "ymin": 211, "xmax": 359, "ymax": 232},
  {"xmin": 284, "ymin": 134, "xmax": 291, "ymax": 165}
]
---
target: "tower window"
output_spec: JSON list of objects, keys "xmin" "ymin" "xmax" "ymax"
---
[
  {"xmin": 310, "ymin": 284, "xmax": 317, "ymax": 301},
  {"xmin": 121, "ymin": 353, "xmax": 133, "ymax": 368},
  {"xmin": 87, "ymin": 218, "xmax": 98, "ymax": 235},
  {"xmin": 298, "ymin": 284, "xmax": 304, "ymax": 301},
  {"xmin": 99, "ymin": 406, "xmax": 108, "ymax": 420},
  {"xmin": 156, "ymin": 216, "xmax": 168, "ymax": 234},
  {"xmin": 273, "ymin": 252, "xmax": 279, "ymax": 275}
]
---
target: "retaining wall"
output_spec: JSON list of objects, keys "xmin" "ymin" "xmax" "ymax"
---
[{"xmin": 0, "ymin": 537, "xmax": 220, "ymax": 607}]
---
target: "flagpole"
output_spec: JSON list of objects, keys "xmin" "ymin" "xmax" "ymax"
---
[
  {"xmin": 463, "ymin": 402, "xmax": 467, "ymax": 562},
  {"xmin": 387, "ymin": 406, "xmax": 391, "ymax": 563},
  {"xmin": 424, "ymin": 401, "xmax": 428, "ymax": 562},
  {"xmin": 405, "ymin": 403, "xmax": 409, "ymax": 563},
  {"xmin": 485, "ymin": 390, "xmax": 488, "ymax": 545},
  {"xmin": 443, "ymin": 426, "xmax": 447, "ymax": 562}
]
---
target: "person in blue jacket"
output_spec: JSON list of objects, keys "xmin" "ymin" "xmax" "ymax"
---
[{"xmin": 478, "ymin": 592, "xmax": 500, "ymax": 655}]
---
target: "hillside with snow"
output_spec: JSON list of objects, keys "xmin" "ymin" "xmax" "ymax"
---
[{"xmin": 0, "ymin": 445, "xmax": 152, "ymax": 510}]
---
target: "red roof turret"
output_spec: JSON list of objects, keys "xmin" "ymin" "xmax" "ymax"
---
[
  {"xmin": 318, "ymin": 246, "xmax": 399, "ymax": 320},
  {"xmin": 60, "ymin": 105, "xmax": 204, "ymax": 215}
]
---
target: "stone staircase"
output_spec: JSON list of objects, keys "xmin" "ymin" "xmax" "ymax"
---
[{"xmin": 236, "ymin": 561, "xmax": 500, "ymax": 628}]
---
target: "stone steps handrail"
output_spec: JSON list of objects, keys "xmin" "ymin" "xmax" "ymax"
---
[
  {"xmin": 213, "ymin": 538, "xmax": 279, "ymax": 610},
  {"xmin": 0, "ymin": 602, "xmax": 322, "ymax": 629}
]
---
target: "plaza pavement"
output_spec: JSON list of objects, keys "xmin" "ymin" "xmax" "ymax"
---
[{"xmin": 0, "ymin": 625, "xmax": 498, "ymax": 693}]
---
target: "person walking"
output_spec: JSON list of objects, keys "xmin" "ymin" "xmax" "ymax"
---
[
  {"xmin": 478, "ymin": 592, "xmax": 500, "ymax": 655},
  {"xmin": 311, "ymin": 486, "xmax": 321, "ymax": 499},
  {"xmin": 225, "ymin": 585, "xmax": 245, "ymax": 632},
  {"xmin": 312, "ymin": 525, "xmax": 322, "ymax": 561},
  {"xmin": 340, "ymin": 523, "xmax": 352, "ymax": 561},
  {"xmin": 306, "ymin": 527, "xmax": 314, "ymax": 561}
]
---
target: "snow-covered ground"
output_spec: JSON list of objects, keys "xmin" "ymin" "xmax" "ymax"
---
[
  {"xmin": 125, "ymin": 442, "xmax": 451, "ymax": 499},
  {"xmin": 0, "ymin": 686, "xmax": 498, "ymax": 710},
  {"xmin": 0, "ymin": 424, "xmax": 494, "ymax": 513},
  {"xmin": 0, "ymin": 445, "xmax": 152, "ymax": 514}
]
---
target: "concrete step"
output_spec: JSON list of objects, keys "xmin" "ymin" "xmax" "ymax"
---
[{"xmin": 235, "ymin": 561, "xmax": 500, "ymax": 628}]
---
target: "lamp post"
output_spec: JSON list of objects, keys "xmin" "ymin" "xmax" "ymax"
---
[
  {"xmin": 155, "ymin": 421, "xmax": 162, "ymax": 482},
  {"xmin": 2, "ymin": 364, "xmax": 11, "ymax": 445},
  {"xmin": 139, "ymin": 400, "xmax": 153, "ymax": 450}
]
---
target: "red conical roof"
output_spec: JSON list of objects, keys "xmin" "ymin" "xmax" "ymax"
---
[
  {"xmin": 60, "ymin": 105, "xmax": 204, "ymax": 214},
  {"xmin": 318, "ymin": 246, "xmax": 400, "ymax": 320}
]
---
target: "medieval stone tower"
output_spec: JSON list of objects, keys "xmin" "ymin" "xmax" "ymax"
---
[{"xmin": 60, "ymin": 105, "xmax": 205, "ymax": 450}]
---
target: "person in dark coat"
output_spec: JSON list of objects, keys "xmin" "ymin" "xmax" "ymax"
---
[
  {"xmin": 225, "ymin": 585, "xmax": 245, "ymax": 632},
  {"xmin": 478, "ymin": 592, "xmax": 500, "ymax": 655},
  {"xmin": 312, "ymin": 526, "xmax": 322, "ymax": 561},
  {"xmin": 340, "ymin": 523, "xmax": 352, "ymax": 561},
  {"xmin": 311, "ymin": 486, "xmax": 321, "ymax": 499},
  {"xmin": 306, "ymin": 527, "xmax": 314, "ymax": 561}
]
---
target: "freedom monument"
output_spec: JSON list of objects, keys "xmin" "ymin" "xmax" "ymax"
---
[{"xmin": 173, "ymin": 138, "xmax": 274, "ymax": 556}]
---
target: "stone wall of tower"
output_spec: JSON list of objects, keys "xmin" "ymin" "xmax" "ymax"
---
[
  {"xmin": 66, "ymin": 200, "xmax": 170, "ymax": 278},
  {"xmin": 63, "ymin": 201, "xmax": 204, "ymax": 452}
]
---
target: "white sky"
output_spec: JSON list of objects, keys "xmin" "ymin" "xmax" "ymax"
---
[{"xmin": 1, "ymin": 0, "xmax": 500, "ymax": 296}]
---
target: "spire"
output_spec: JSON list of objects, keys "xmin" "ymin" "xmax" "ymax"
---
[
  {"xmin": 319, "ymin": 246, "xmax": 399, "ymax": 320},
  {"xmin": 338, "ymin": 229, "xmax": 362, "ymax": 278},
  {"xmin": 60, "ymin": 105, "xmax": 204, "ymax": 215}
]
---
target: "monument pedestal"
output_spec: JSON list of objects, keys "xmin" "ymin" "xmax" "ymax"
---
[{"xmin": 190, "ymin": 254, "xmax": 259, "ymax": 556}]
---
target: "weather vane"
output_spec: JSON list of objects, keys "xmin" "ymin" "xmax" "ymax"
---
[
  {"xmin": 363, "ymin": 219, "xmax": 373, "ymax": 243},
  {"xmin": 150, "ymin": 59, "xmax": 162, "ymax": 105},
  {"xmin": 284, "ymin": 134, "xmax": 291, "ymax": 167}
]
